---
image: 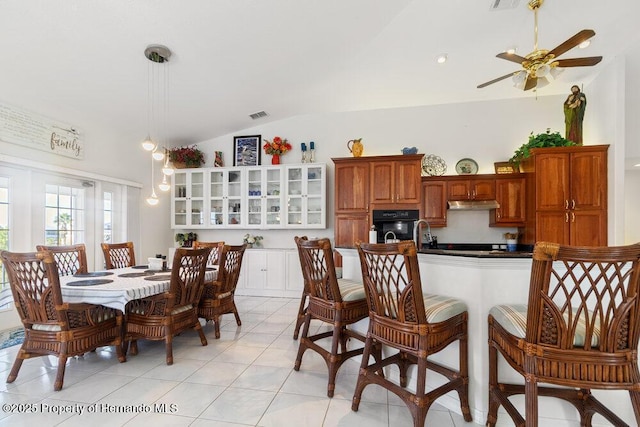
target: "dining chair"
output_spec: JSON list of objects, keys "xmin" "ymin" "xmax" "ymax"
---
[
  {"xmin": 35, "ymin": 243, "xmax": 88, "ymax": 276},
  {"xmin": 294, "ymin": 236, "xmax": 374, "ymax": 398},
  {"xmin": 0, "ymin": 249, "xmax": 125, "ymax": 391},
  {"xmin": 292, "ymin": 235, "xmax": 308, "ymax": 340},
  {"xmin": 193, "ymin": 241, "xmax": 224, "ymax": 268},
  {"xmin": 197, "ymin": 244, "xmax": 246, "ymax": 339},
  {"xmin": 101, "ymin": 241, "xmax": 136, "ymax": 269},
  {"xmin": 355, "ymin": 241, "xmax": 472, "ymax": 427},
  {"xmin": 125, "ymin": 246, "xmax": 211, "ymax": 365},
  {"xmin": 487, "ymin": 242, "xmax": 640, "ymax": 427}
]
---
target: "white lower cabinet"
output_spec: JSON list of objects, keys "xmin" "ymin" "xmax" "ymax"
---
[{"xmin": 237, "ymin": 249, "xmax": 302, "ymax": 298}]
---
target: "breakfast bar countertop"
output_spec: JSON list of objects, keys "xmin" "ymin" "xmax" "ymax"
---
[{"xmin": 418, "ymin": 248, "xmax": 533, "ymax": 258}]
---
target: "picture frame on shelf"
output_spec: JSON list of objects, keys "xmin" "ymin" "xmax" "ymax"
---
[
  {"xmin": 233, "ymin": 135, "xmax": 261, "ymax": 166},
  {"xmin": 494, "ymin": 161, "xmax": 519, "ymax": 174}
]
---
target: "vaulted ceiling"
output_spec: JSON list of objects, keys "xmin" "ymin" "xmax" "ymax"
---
[{"xmin": 1, "ymin": 0, "xmax": 638, "ymax": 147}]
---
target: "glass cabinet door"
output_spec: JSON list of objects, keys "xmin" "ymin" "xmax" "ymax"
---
[
  {"xmin": 305, "ymin": 165, "xmax": 324, "ymax": 227},
  {"xmin": 286, "ymin": 166, "xmax": 304, "ymax": 226},
  {"xmin": 226, "ymin": 169, "xmax": 243, "ymax": 227},
  {"xmin": 171, "ymin": 170, "xmax": 206, "ymax": 227},
  {"xmin": 209, "ymin": 170, "xmax": 224, "ymax": 226}
]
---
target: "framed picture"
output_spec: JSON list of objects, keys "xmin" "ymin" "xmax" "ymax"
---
[
  {"xmin": 233, "ymin": 135, "xmax": 261, "ymax": 166},
  {"xmin": 494, "ymin": 161, "xmax": 519, "ymax": 174}
]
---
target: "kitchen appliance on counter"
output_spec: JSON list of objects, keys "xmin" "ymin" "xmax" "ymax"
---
[{"xmin": 372, "ymin": 210, "xmax": 419, "ymax": 244}]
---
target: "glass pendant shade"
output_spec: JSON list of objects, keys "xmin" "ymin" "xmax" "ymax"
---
[
  {"xmin": 142, "ymin": 135, "xmax": 155, "ymax": 151},
  {"xmin": 158, "ymin": 174, "xmax": 170, "ymax": 192},
  {"xmin": 146, "ymin": 189, "xmax": 159, "ymax": 205},
  {"xmin": 152, "ymin": 150, "xmax": 165, "ymax": 161}
]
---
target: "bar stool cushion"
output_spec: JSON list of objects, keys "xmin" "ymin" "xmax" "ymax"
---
[
  {"xmin": 423, "ymin": 294, "xmax": 468, "ymax": 324},
  {"xmin": 337, "ymin": 278, "xmax": 366, "ymax": 301}
]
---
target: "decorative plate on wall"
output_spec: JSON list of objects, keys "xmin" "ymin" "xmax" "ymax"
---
[
  {"xmin": 421, "ymin": 154, "xmax": 447, "ymax": 176},
  {"xmin": 455, "ymin": 158, "xmax": 479, "ymax": 175}
]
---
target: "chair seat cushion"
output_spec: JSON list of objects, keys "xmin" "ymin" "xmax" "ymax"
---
[
  {"xmin": 423, "ymin": 294, "xmax": 468, "ymax": 323},
  {"xmin": 490, "ymin": 304, "xmax": 600, "ymax": 347},
  {"xmin": 32, "ymin": 323, "xmax": 62, "ymax": 332},
  {"xmin": 337, "ymin": 279, "xmax": 366, "ymax": 301}
]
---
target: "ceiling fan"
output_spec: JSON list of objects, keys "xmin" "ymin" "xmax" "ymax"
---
[{"xmin": 478, "ymin": 0, "xmax": 602, "ymax": 91}]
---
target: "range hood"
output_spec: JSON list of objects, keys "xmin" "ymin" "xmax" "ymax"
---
[{"xmin": 447, "ymin": 200, "xmax": 500, "ymax": 210}]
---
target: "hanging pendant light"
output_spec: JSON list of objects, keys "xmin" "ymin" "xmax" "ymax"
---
[
  {"xmin": 142, "ymin": 44, "xmax": 171, "ymax": 206},
  {"xmin": 146, "ymin": 156, "xmax": 159, "ymax": 206},
  {"xmin": 162, "ymin": 148, "xmax": 175, "ymax": 176}
]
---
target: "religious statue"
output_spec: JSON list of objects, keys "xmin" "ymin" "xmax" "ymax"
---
[{"xmin": 564, "ymin": 85, "xmax": 587, "ymax": 145}]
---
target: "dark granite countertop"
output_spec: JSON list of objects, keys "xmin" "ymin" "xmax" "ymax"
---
[
  {"xmin": 336, "ymin": 242, "xmax": 533, "ymax": 259},
  {"xmin": 417, "ymin": 248, "xmax": 532, "ymax": 258}
]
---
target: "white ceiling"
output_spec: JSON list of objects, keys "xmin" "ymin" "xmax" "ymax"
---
[{"xmin": 1, "ymin": 0, "xmax": 638, "ymax": 146}]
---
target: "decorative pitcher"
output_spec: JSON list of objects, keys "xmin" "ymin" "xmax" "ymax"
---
[{"xmin": 347, "ymin": 138, "xmax": 363, "ymax": 157}]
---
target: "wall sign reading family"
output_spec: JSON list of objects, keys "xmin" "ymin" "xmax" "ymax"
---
[{"xmin": 0, "ymin": 102, "xmax": 83, "ymax": 159}]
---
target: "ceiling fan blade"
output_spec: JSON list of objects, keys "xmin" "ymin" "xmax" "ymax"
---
[
  {"xmin": 523, "ymin": 74, "xmax": 537, "ymax": 91},
  {"xmin": 548, "ymin": 29, "xmax": 596, "ymax": 58},
  {"xmin": 496, "ymin": 52, "xmax": 527, "ymax": 65},
  {"xmin": 553, "ymin": 56, "xmax": 603, "ymax": 67},
  {"xmin": 477, "ymin": 72, "xmax": 516, "ymax": 89}
]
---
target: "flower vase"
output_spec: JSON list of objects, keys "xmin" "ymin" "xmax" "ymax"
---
[{"xmin": 271, "ymin": 154, "xmax": 280, "ymax": 165}]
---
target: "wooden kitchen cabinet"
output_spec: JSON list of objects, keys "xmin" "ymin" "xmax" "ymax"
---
[
  {"xmin": 333, "ymin": 154, "xmax": 423, "ymax": 247},
  {"xmin": 447, "ymin": 177, "xmax": 495, "ymax": 201},
  {"xmin": 521, "ymin": 145, "xmax": 608, "ymax": 246},
  {"xmin": 490, "ymin": 176, "xmax": 526, "ymax": 227},
  {"xmin": 369, "ymin": 156, "xmax": 422, "ymax": 206},
  {"xmin": 421, "ymin": 179, "xmax": 447, "ymax": 227}
]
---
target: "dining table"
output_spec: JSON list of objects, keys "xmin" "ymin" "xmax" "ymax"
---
[{"xmin": 59, "ymin": 265, "xmax": 218, "ymax": 312}]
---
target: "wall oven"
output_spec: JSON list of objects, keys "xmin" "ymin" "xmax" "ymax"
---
[{"xmin": 372, "ymin": 209, "xmax": 419, "ymax": 243}]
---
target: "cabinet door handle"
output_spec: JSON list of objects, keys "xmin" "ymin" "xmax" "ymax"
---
[
  {"xmin": 565, "ymin": 200, "xmax": 569, "ymax": 209},
  {"xmin": 571, "ymin": 212, "xmax": 575, "ymax": 223},
  {"xmin": 571, "ymin": 199, "xmax": 576, "ymax": 209},
  {"xmin": 565, "ymin": 212, "xmax": 569, "ymax": 223}
]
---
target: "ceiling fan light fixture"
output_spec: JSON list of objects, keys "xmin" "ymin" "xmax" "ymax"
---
[
  {"xmin": 505, "ymin": 47, "xmax": 518, "ymax": 55},
  {"xmin": 536, "ymin": 63, "xmax": 550, "ymax": 77},
  {"xmin": 512, "ymin": 71, "xmax": 527, "ymax": 87}
]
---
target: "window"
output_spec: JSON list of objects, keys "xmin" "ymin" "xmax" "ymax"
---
[
  {"xmin": 44, "ymin": 184, "xmax": 86, "ymax": 246},
  {"xmin": 0, "ymin": 177, "xmax": 9, "ymax": 293},
  {"xmin": 103, "ymin": 191, "xmax": 113, "ymax": 243}
]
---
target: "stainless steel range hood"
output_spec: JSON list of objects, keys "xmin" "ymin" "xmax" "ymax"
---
[{"xmin": 447, "ymin": 200, "xmax": 500, "ymax": 210}]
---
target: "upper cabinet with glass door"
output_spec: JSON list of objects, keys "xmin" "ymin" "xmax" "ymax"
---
[
  {"xmin": 172, "ymin": 164, "xmax": 325, "ymax": 229},
  {"xmin": 285, "ymin": 164, "xmax": 326, "ymax": 228},
  {"xmin": 171, "ymin": 169, "xmax": 206, "ymax": 228},
  {"xmin": 246, "ymin": 167, "xmax": 284, "ymax": 228},
  {"xmin": 207, "ymin": 168, "xmax": 244, "ymax": 228}
]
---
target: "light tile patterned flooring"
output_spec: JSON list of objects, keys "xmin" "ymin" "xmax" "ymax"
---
[{"xmin": 0, "ymin": 296, "xmax": 482, "ymax": 426}]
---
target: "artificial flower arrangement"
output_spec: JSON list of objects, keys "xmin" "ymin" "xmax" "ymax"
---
[
  {"xmin": 263, "ymin": 136, "xmax": 292, "ymax": 155},
  {"xmin": 168, "ymin": 145, "xmax": 205, "ymax": 168},
  {"xmin": 243, "ymin": 234, "xmax": 263, "ymax": 247}
]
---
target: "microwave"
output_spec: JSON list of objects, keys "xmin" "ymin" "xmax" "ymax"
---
[{"xmin": 372, "ymin": 210, "xmax": 419, "ymax": 243}]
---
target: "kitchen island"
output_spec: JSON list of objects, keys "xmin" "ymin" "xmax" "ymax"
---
[{"xmin": 337, "ymin": 247, "xmax": 636, "ymax": 426}]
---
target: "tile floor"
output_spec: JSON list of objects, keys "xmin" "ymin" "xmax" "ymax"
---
[{"xmin": 0, "ymin": 296, "xmax": 482, "ymax": 426}]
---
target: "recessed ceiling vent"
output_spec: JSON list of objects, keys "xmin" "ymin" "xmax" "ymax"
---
[
  {"xmin": 249, "ymin": 111, "xmax": 268, "ymax": 120},
  {"xmin": 490, "ymin": 0, "xmax": 520, "ymax": 10}
]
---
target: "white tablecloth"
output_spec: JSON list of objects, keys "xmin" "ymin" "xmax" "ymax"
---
[{"xmin": 59, "ymin": 266, "xmax": 217, "ymax": 312}]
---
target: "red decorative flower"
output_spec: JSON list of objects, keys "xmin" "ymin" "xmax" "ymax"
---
[{"xmin": 263, "ymin": 136, "xmax": 292, "ymax": 155}]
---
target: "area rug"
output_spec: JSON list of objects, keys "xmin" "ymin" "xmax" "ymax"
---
[{"xmin": 0, "ymin": 327, "xmax": 24, "ymax": 350}]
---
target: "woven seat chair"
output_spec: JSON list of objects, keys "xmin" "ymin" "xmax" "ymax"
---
[
  {"xmin": 0, "ymin": 250, "xmax": 125, "ymax": 391},
  {"xmin": 101, "ymin": 241, "xmax": 136, "ymax": 269},
  {"xmin": 293, "ymin": 236, "xmax": 309, "ymax": 340},
  {"xmin": 355, "ymin": 241, "xmax": 472, "ymax": 427},
  {"xmin": 36, "ymin": 243, "xmax": 88, "ymax": 276},
  {"xmin": 126, "ymin": 246, "xmax": 211, "ymax": 365},
  {"xmin": 487, "ymin": 242, "xmax": 640, "ymax": 427},
  {"xmin": 197, "ymin": 244, "xmax": 246, "ymax": 339},
  {"xmin": 294, "ymin": 236, "xmax": 374, "ymax": 398},
  {"xmin": 193, "ymin": 241, "xmax": 224, "ymax": 269}
]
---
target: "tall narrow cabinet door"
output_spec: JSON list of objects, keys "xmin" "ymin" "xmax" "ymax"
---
[
  {"xmin": 335, "ymin": 213, "xmax": 369, "ymax": 248},
  {"xmin": 334, "ymin": 162, "xmax": 369, "ymax": 212},
  {"xmin": 535, "ymin": 154, "xmax": 569, "ymax": 211},
  {"xmin": 421, "ymin": 180, "xmax": 447, "ymax": 226},
  {"xmin": 570, "ymin": 150, "xmax": 606, "ymax": 210},
  {"xmin": 369, "ymin": 162, "xmax": 394, "ymax": 204}
]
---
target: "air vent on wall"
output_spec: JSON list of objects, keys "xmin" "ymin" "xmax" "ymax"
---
[
  {"xmin": 490, "ymin": 0, "xmax": 520, "ymax": 10},
  {"xmin": 249, "ymin": 111, "xmax": 268, "ymax": 120}
]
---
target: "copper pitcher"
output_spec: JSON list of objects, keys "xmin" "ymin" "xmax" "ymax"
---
[{"xmin": 347, "ymin": 138, "xmax": 363, "ymax": 157}]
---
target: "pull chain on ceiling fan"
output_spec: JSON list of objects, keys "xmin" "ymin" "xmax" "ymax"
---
[{"xmin": 478, "ymin": 0, "xmax": 603, "ymax": 91}]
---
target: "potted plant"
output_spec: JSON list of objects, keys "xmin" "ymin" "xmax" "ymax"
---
[
  {"xmin": 263, "ymin": 136, "xmax": 292, "ymax": 165},
  {"xmin": 175, "ymin": 232, "xmax": 198, "ymax": 247},
  {"xmin": 168, "ymin": 145, "xmax": 205, "ymax": 168},
  {"xmin": 509, "ymin": 129, "xmax": 576, "ymax": 168}
]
